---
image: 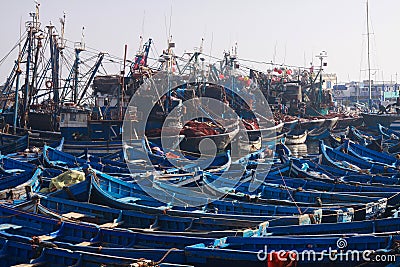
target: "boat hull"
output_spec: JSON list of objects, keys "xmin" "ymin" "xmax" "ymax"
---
[
  {"xmin": 285, "ymin": 129, "xmax": 308, "ymax": 145},
  {"xmin": 335, "ymin": 116, "xmax": 359, "ymax": 128},
  {"xmin": 321, "ymin": 116, "xmax": 339, "ymax": 129},
  {"xmin": 298, "ymin": 119, "xmax": 325, "ymax": 131},
  {"xmin": 362, "ymin": 113, "xmax": 400, "ymax": 129},
  {"xmin": 179, "ymin": 126, "xmax": 239, "ymax": 155}
]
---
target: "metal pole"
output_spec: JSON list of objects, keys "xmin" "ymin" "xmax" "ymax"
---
[
  {"xmin": 13, "ymin": 62, "xmax": 22, "ymax": 134},
  {"xmin": 319, "ymin": 56, "xmax": 323, "ymax": 104},
  {"xmin": 366, "ymin": 0, "xmax": 372, "ymax": 110}
]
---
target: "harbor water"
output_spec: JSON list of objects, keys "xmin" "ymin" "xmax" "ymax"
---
[{"xmin": 287, "ymin": 140, "xmax": 320, "ymax": 158}]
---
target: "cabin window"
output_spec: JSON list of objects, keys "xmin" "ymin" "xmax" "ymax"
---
[
  {"xmin": 326, "ymin": 81, "xmax": 332, "ymax": 88},
  {"xmin": 70, "ymin": 113, "xmax": 77, "ymax": 121},
  {"xmin": 61, "ymin": 114, "xmax": 65, "ymax": 122}
]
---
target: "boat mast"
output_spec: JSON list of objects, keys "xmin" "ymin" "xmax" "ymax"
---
[
  {"xmin": 28, "ymin": 30, "xmax": 43, "ymax": 110},
  {"xmin": 47, "ymin": 23, "xmax": 62, "ymax": 130},
  {"xmin": 366, "ymin": 0, "xmax": 372, "ymax": 111},
  {"xmin": 73, "ymin": 27, "xmax": 85, "ymax": 104},
  {"xmin": 119, "ymin": 44, "xmax": 128, "ymax": 120},
  {"xmin": 22, "ymin": 13, "xmax": 34, "ymax": 128}
]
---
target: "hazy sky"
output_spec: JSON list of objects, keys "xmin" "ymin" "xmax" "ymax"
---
[{"xmin": 0, "ymin": 0, "xmax": 399, "ymax": 83}]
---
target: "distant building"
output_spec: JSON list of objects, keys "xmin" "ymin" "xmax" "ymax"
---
[
  {"xmin": 333, "ymin": 80, "xmax": 399, "ymax": 105},
  {"xmin": 321, "ymin": 73, "xmax": 337, "ymax": 90}
]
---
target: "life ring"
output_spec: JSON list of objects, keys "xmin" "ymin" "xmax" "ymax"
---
[{"xmin": 45, "ymin": 80, "xmax": 53, "ymax": 88}]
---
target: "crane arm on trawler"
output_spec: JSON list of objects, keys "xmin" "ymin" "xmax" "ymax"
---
[
  {"xmin": 128, "ymin": 38, "xmax": 152, "ymax": 76},
  {"xmin": 77, "ymin": 53, "xmax": 104, "ymax": 105},
  {"xmin": 302, "ymin": 68, "xmax": 324, "ymax": 103},
  {"xmin": 180, "ymin": 51, "xmax": 202, "ymax": 74},
  {"xmin": 61, "ymin": 53, "xmax": 78, "ymax": 102},
  {"xmin": 0, "ymin": 37, "xmax": 30, "ymax": 112}
]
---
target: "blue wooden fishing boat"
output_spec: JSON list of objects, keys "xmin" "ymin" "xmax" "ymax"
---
[
  {"xmin": 0, "ymin": 236, "xmax": 189, "ymax": 267},
  {"xmin": 347, "ymin": 126, "xmax": 390, "ymax": 153},
  {"xmin": 84, "ymin": 153, "xmax": 128, "ymax": 168},
  {"xmin": 319, "ymin": 140, "xmax": 398, "ymax": 176},
  {"xmin": 45, "ymin": 143, "xmax": 222, "ymax": 185},
  {"xmin": 86, "ymin": 173, "xmax": 322, "ymax": 227},
  {"xmin": 388, "ymin": 141, "xmax": 400, "ymax": 154},
  {"xmin": 201, "ymin": 173, "xmax": 388, "ymax": 220},
  {"xmin": 262, "ymin": 216, "xmax": 400, "ymax": 236},
  {"xmin": 307, "ymin": 127, "xmax": 330, "ymax": 141},
  {"xmin": 209, "ymin": 169, "xmax": 387, "ymax": 207},
  {"xmin": 31, "ymin": 247, "xmax": 192, "ymax": 267},
  {"xmin": 201, "ymin": 170, "xmax": 387, "ymax": 208},
  {"xmin": 376, "ymin": 124, "xmax": 400, "ymax": 153},
  {"xmin": 43, "ymin": 145, "xmax": 132, "ymax": 174},
  {"xmin": 38, "ymin": 190, "xmax": 339, "ymax": 228},
  {"xmin": 0, "ymin": 154, "xmax": 36, "ymax": 172},
  {"xmin": 0, "ymin": 238, "xmax": 44, "ymax": 266},
  {"xmin": 275, "ymin": 141, "xmax": 291, "ymax": 157},
  {"xmin": 99, "ymin": 148, "xmax": 126, "ymax": 162},
  {"xmin": 0, "ymin": 133, "xmax": 28, "ymax": 155},
  {"xmin": 343, "ymin": 140, "xmax": 400, "ymax": 167},
  {"xmin": 0, "ymin": 156, "xmax": 42, "ymax": 200},
  {"xmin": 10, "ymin": 127, "xmax": 62, "ymax": 146},
  {"xmin": 290, "ymin": 157, "xmax": 400, "ymax": 186},
  {"xmin": 0, "ymin": 168, "xmax": 42, "ymax": 201},
  {"xmin": 348, "ymin": 126, "xmax": 380, "ymax": 143},
  {"xmin": 0, "ymin": 233, "xmax": 191, "ymax": 266},
  {"xmin": 1, "ymin": 136, "xmax": 64, "ymax": 166},
  {"xmin": 328, "ymin": 131, "xmax": 344, "ymax": 148},
  {"xmin": 346, "ymin": 126, "xmax": 368, "ymax": 145},
  {"xmin": 281, "ymin": 155, "xmax": 365, "ymax": 181},
  {"xmin": 4, "ymin": 205, "xmax": 214, "ymax": 250},
  {"xmin": 141, "ymin": 138, "xmax": 232, "ymax": 173},
  {"xmin": 263, "ymin": 173, "xmax": 400, "ymax": 195},
  {"xmin": 260, "ymin": 175, "xmax": 400, "ymax": 206},
  {"xmin": 378, "ymin": 123, "xmax": 400, "ymax": 140},
  {"xmin": 47, "ymin": 141, "xmax": 231, "ymax": 176},
  {"xmin": 8, "ymin": 196, "xmax": 395, "ymax": 266},
  {"xmin": 185, "ymin": 234, "xmax": 399, "ymax": 266},
  {"xmin": 25, "ymin": 194, "xmax": 251, "ymax": 235}
]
